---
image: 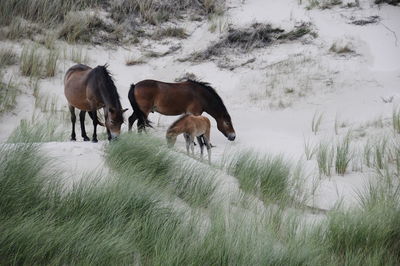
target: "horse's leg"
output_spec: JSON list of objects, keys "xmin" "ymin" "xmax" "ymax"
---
[
  {"xmin": 190, "ymin": 134, "xmax": 195, "ymax": 156},
  {"xmin": 91, "ymin": 110, "xmax": 99, "ymax": 143},
  {"xmin": 103, "ymin": 107, "xmax": 112, "ymax": 141},
  {"xmin": 128, "ymin": 113, "xmax": 137, "ymax": 132},
  {"xmin": 69, "ymin": 105, "xmax": 76, "ymax": 141},
  {"xmin": 203, "ymin": 136, "xmax": 212, "ymax": 164},
  {"xmin": 79, "ymin": 111, "xmax": 90, "ymax": 141},
  {"xmin": 184, "ymin": 133, "xmax": 190, "ymax": 155},
  {"xmin": 197, "ymin": 136, "xmax": 204, "ymax": 161}
]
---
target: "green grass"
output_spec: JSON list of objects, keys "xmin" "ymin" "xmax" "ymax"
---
[
  {"xmin": 335, "ymin": 132, "xmax": 352, "ymax": 175},
  {"xmin": 392, "ymin": 107, "xmax": 400, "ymax": 134},
  {"xmin": 2, "ymin": 130, "xmax": 400, "ymax": 264},
  {"xmin": 316, "ymin": 141, "xmax": 334, "ymax": 176},
  {"xmin": 224, "ymin": 149, "xmax": 292, "ymax": 203},
  {"xmin": 20, "ymin": 44, "xmax": 43, "ymax": 77},
  {"xmin": 7, "ymin": 115, "xmax": 68, "ymax": 143},
  {"xmin": 0, "ymin": 47, "xmax": 18, "ymax": 67},
  {"xmin": 311, "ymin": 111, "xmax": 323, "ymax": 135},
  {"xmin": 69, "ymin": 46, "xmax": 89, "ymax": 64},
  {"xmin": 0, "ymin": 74, "xmax": 18, "ymax": 114},
  {"xmin": 44, "ymin": 49, "xmax": 59, "ymax": 77}
]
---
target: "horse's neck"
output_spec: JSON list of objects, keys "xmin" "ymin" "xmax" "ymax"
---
[
  {"xmin": 167, "ymin": 125, "xmax": 185, "ymax": 137},
  {"xmin": 199, "ymin": 91, "xmax": 222, "ymax": 121}
]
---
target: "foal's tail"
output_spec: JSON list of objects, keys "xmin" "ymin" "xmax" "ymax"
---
[{"xmin": 128, "ymin": 83, "xmax": 152, "ymax": 128}]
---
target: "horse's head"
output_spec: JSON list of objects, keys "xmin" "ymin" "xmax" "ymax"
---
[
  {"xmin": 105, "ymin": 107, "xmax": 128, "ymax": 140},
  {"xmin": 166, "ymin": 132, "xmax": 177, "ymax": 148},
  {"xmin": 217, "ymin": 114, "xmax": 236, "ymax": 141}
]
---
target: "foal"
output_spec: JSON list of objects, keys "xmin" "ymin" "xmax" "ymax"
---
[{"xmin": 166, "ymin": 114, "xmax": 212, "ymax": 163}]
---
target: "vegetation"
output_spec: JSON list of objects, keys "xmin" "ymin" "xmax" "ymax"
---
[
  {"xmin": 316, "ymin": 141, "xmax": 334, "ymax": 176},
  {"xmin": 0, "ymin": 47, "xmax": 17, "ymax": 66},
  {"xmin": 311, "ymin": 111, "xmax": 323, "ymax": 135},
  {"xmin": 335, "ymin": 132, "xmax": 352, "ymax": 175},
  {"xmin": 0, "ymin": 74, "xmax": 17, "ymax": 114},
  {"xmin": 7, "ymin": 115, "xmax": 68, "ymax": 143},
  {"xmin": 152, "ymin": 27, "xmax": 188, "ymax": 40},
  {"xmin": 1, "ymin": 129, "xmax": 400, "ymax": 264},
  {"xmin": 185, "ymin": 23, "xmax": 313, "ymax": 62}
]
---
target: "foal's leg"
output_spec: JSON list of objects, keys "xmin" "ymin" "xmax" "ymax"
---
[
  {"xmin": 197, "ymin": 136, "xmax": 205, "ymax": 160},
  {"xmin": 190, "ymin": 135, "xmax": 195, "ymax": 156},
  {"xmin": 128, "ymin": 113, "xmax": 137, "ymax": 132},
  {"xmin": 184, "ymin": 133, "xmax": 190, "ymax": 155},
  {"xmin": 79, "ymin": 111, "xmax": 90, "ymax": 141},
  {"xmin": 203, "ymin": 136, "xmax": 212, "ymax": 164},
  {"xmin": 69, "ymin": 105, "xmax": 76, "ymax": 141},
  {"xmin": 90, "ymin": 110, "xmax": 99, "ymax": 143}
]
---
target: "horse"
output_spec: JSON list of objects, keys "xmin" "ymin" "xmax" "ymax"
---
[
  {"xmin": 166, "ymin": 114, "xmax": 212, "ymax": 163},
  {"xmin": 64, "ymin": 64, "xmax": 127, "ymax": 142},
  {"xmin": 127, "ymin": 79, "xmax": 236, "ymax": 141}
]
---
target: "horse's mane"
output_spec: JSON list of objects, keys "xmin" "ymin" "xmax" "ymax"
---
[
  {"xmin": 186, "ymin": 79, "xmax": 228, "ymax": 113},
  {"xmin": 88, "ymin": 64, "xmax": 122, "ymax": 111},
  {"xmin": 167, "ymin": 114, "xmax": 191, "ymax": 131}
]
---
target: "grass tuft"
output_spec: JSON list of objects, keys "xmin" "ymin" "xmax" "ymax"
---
[{"xmin": 335, "ymin": 132, "xmax": 352, "ymax": 175}]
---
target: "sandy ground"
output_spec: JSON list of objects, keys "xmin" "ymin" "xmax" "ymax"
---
[{"xmin": 1, "ymin": 0, "xmax": 399, "ymax": 211}]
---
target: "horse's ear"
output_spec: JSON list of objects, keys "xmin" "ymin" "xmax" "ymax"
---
[{"xmin": 122, "ymin": 108, "xmax": 128, "ymax": 113}]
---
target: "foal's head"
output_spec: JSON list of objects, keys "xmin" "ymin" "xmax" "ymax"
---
[
  {"xmin": 217, "ymin": 113, "xmax": 236, "ymax": 141},
  {"xmin": 166, "ymin": 132, "xmax": 177, "ymax": 148},
  {"xmin": 105, "ymin": 107, "xmax": 128, "ymax": 139}
]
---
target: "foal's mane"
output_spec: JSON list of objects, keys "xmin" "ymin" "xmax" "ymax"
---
[
  {"xmin": 88, "ymin": 64, "xmax": 122, "ymax": 110},
  {"xmin": 167, "ymin": 114, "xmax": 191, "ymax": 131},
  {"xmin": 186, "ymin": 79, "xmax": 227, "ymax": 113}
]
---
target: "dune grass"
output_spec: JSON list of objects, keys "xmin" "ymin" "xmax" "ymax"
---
[
  {"xmin": 223, "ymin": 149, "xmax": 292, "ymax": 203},
  {"xmin": 316, "ymin": 141, "xmax": 334, "ymax": 177},
  {"xmin": 0, "ymin": 74, "xmax": 17, "ymax": 114},
  {"xmin": 7, "ymin": 115, "xmax": 68, "ymax": 143},
  {"xmin": 2, "ymin": 130, "xmax": 400, "ymax": 264},
  {"xmin": 311, "ymin": 111, "xmax": 323, "ymax": 135},
  {"xmin": 335, "ymin": 132, "xmax": 352, "ymax": 175},
  {"xmin": 20, "ymin": 44, "xmax": 43, "ymax": 77},
  {"xmin": 0, "ymin": 47, "xmax": 18, "ymax": 67},
  {"xmin": 392, "ymin": 107, "xmax": 400, "ymax": 134}
]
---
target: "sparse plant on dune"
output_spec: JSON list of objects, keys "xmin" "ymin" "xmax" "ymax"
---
[
  {"xmin": 151, "ymin": 27, "xmax": 188, "ymax": 40},
  {"xmin": 0, "ymin": 74, "xmax": 18, "ymax": 114},
  {"xmin": 69, "ymin": 47, "xmax": 89, "ymax": 64},
  {"xmin": 0, "ymin": 47, "xmax": 18, "ymax": 67},
  {"xmin": 304, "ymin": 137, "xmax": 316, "ymax": 160},
  {"xmin": 335, "ymin": 132, "xmax": 352, "ymax": 175},
  {"xmin": 311, "ymin": 111, "xmax": 323, "ymax": 135},
  {"xmin": 392, "ymin": 107, "xmax": 400, "ymax": 134},
  {"xmin": 20, "ymin": 44, "xmax": 43, "ymax": 77},
  {"xmin": 44, "ymin": 49, "xmax": 59, "ymax": 77},
  {"xmin": 316, "ymin": 141, "xmax": 334, "ymax": 176}
]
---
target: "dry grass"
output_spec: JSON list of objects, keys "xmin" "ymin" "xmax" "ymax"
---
[
  {"xmin": 186, "ymin": 23, "xmax": 312, "ymax": 62},
  {"xmin": 151, "ymin": 27, "xmax": 188, "ymax": 40},
  {"xmin": 58, "ymin": 11, "xmax": 116, "ymax": 43},
  {"xmin": 0, "ymin": 47, "xmax": 18, "ymax": 67}
]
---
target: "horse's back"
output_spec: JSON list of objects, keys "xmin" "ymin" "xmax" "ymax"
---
[
  {"xmin": 64, "ymin": 64, "xmax": 92, "ymax": 110},
  {"xmin": 133, "ymin": 79, "xmax": 198, "ymax": 116}
]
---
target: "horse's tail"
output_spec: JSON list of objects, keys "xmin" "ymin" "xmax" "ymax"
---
[{"xmin": 128, "ymin": 83, "xmax": 152, "ymax": 128}]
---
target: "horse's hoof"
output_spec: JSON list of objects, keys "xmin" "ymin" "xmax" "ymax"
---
[
  {"xmin": 91, "ymin": 139, "xmax": 98, "ymax": 143},
  {"xmin": 70, "ymin": 137, "xmax": 76, "ymax": 141},
  {"xmin": 83, "ymin": 137, "xmax": 90, "ymax": 141}
]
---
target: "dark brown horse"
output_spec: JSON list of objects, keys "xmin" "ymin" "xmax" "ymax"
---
[
  {"xmin": 128, "ymin": 79, "xmax": 236, "ymax": 141},
  {"xmin": 64, "ymin": 64, "xmax": 127, "ymax": 142}
]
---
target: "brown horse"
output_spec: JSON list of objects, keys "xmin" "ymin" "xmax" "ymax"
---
[
  {"xmin": 128, "ymin": 79, "xmax": 236, "ymax": 141},
  {"xmin": 166, "ymin": 114, "xmax": 212, "ymax": 163},
  {"xmin": 64, "ymin": 64, "xmax": 127, "ymax": 142}
]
